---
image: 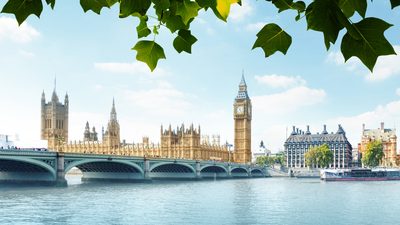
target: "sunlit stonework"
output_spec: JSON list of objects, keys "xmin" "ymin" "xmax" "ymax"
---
[{"xmin": 41, "ymin": 75, "xmax": 252, "ymax": 163}]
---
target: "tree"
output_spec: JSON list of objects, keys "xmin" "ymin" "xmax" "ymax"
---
[
  {"xmin": 274, "ymin": 151, "xmax": 286, "ymax": 166},
  {"xmin": 305, "ymin": 144, "xmax": 333, "ymax": 168},
  {"xmin": 1, "ymin": 0, "xmax": 399, "ymax": 71},
  {"xmin": 362, "ymin": 140, "xmax": 384, "ymax": 167},
  {"xmin": 256, "ymin": 155, "xmax": 275, "ymax": 166}
]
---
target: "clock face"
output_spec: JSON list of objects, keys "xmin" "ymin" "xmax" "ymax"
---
[{"xmin": 236, "ymin": 106, "xmax": 244, "ymax": 114}]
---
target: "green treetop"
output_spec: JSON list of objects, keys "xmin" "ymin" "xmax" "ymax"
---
[
  {"xmin": 305, "ymin": 144, "xmax": 333, "ymax": 168},
  {"xmin": 362, "ymin": 140, "xmax": 384, "ymax": 168}
]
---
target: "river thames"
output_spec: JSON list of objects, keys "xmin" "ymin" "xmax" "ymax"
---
[{"xmin": 0, "ymin": 177, "xmax": 399, "ymax": 225}]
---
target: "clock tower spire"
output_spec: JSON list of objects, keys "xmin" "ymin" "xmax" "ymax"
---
[{"xmin": 233, "ymin": 72, "xmax": 252, "ymax": 163}]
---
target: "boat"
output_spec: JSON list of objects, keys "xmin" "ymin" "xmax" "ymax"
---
[{"xmin": 320, "ymin": 168, "xmax": 400, "ymax": 181}]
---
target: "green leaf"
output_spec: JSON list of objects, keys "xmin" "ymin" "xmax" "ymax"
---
[
  {"xmin": 120, "ymin": 0, "xmax": 151, "ymax": 17},
  {"xmin": 176, "ymin": 0, "xmax": 200, "ymax": 25},
  {"xmin": 391, "ymin": 0, "xmax": 400, "ymax": 9},
  {"xmin": 214, "ymin": 0, "xmax": 240, "ymax": 22},
  {"xmin": 1, "ymin": 0, "xmax": 43, "ymax": 25},
  {"xmin": 306, "ymin": 0, "xmax": 344, "ymax": 49},
  {"xmin": 195, "ymin": 0, "xmax": 213, "ymax": 8},
  {"xmin": 132, "ymin": 40, "xmax": 166, "ymax": 71},
  {"xmin": 152, "ymin": 0, "xmax": 170, "ymax": 10},
  {"xmin": 80, "ymin": 0, "xmax": 117, "ymax": 14},
  {"xmin": 267, "ymin": 0, "xmax": 305, "ymax": 13},
  {"xmin": 252, "ymin": 23, "xmax": 292, "ymax": 57},
  {"xmin": 338, "ymin": 0, "xmax": 367, "ymax": 18},
  {"xmin": 136, "ymin": 16, "xmax": 151, "ymax": 38},
  {"xmin": 46, "ymin": 0, "xmax": 56, "ymax": 9},
  {"xmin": 173, "ymin": 29, "xmax": 198, "ymax": 53},
  {"xmin": 341, "ymin": 18, "xmax": 396, "ymax": 72},
  {"xmin": 165, "ymin": 15, "xmax": 189, "ymax": 33}
]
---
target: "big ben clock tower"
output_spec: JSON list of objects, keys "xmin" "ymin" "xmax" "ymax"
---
[{"xmin": 234, "ymin": 73, "xmax": 252, "ymax": 163}]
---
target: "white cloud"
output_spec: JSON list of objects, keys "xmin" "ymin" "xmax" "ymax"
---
[
  {"xmin": 124, "ymin": 82, "xmax": 192, "ymax": 116},
  {"xmin": 252, "ymin": 86, "xmax": 326, "ymax": 115},
  {"xmin": 18, "ymin": 50, "xmax": 35, "ymax": 58},
  {"xmin": 326, "ymin": 46, "xmax": 400, "ymax": 81},
  {"xmin": 326, "ymin": 99, "xmax": 400, "ymax": 149},
  {"xmin": 255, "ymin": 74, "xmax": 306, "ymax": 89},
  {"xmin": 396, "ymin": 88, "xmax": 400, "ymax": 96},
  {"xmin": 0, "ymin": 17, "xmax": 40, "ymax": 43},
  {"xmin": 245, "ymin": 22, "xmax": 265, "ymax": 32},
  {"xmin": 94, "ymin": 62, "xmax": 168, "ymax": 77},
  {"xmin": 366, "ymin": 46, "xmax": 400, "ymax": 81},
  {"xmin": 230, "ymin": 0, "xmax": 253, "ymax": 22}
]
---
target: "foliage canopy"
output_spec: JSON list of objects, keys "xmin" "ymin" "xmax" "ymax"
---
[
  {"xmin": 362, "ymin": 140, "xmax": 384, "ymax": 167},
  {"xmin": 1, "ymin": 0, "xmax": 399, "ymax": 71},
  {"xmin": 305, "ymin": 144, "xmax": 333, "ymax": 168},
  {"xmin": 255, "ymin": 152, "xmax": 285, "ymax": 167}
]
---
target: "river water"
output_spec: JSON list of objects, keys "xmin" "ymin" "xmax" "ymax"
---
[{"xmin": 0, "ymin": 176, "xmax": 399, "ymax": 225}]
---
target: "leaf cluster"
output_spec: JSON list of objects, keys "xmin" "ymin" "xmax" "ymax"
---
[
  {"xmin": 1, "ymin": 0, "xmax": 399, "ymax": 72},
  {"xmin": 362, "ymin": 140, "xmax": 384, "ymax": 168},
  {"xmin": 305, "ymin": 144, "xmax": 333, "ymax": 168},
  {"xmin": 256, "ymin": 153, "xmax": 286, "ymax": 166}
]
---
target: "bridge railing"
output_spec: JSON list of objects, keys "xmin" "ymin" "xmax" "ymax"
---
[{"xmin": 0, "ymin": 148, "xmax": 57, "ymax": 156}]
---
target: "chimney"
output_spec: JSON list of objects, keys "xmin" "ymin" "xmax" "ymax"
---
[
  {"xmin": 362, "ymin": 123, "xmax": 365, "ymax": 132},
  {"xmin": 322, "ymin": 124, "xmax": 328, "ymax": 134},
  {"xmin": 381, "ymin": 122, "xmax": 384, "ymax": 131}
]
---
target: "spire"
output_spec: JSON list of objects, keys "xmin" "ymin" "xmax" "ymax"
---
[
  {"xmin": 54, "ymin": 75, "xmax": 57, "ymax": 92},
  {"xmin": 51, "ymin": 76, "xmax": 59, "ymax": 103},
  {"xmin": 236, "ymin": 71, "xmax": 249, "ymax": 100},
  {"xmin": 64, "ymin": 92, "xmax": 69, "ymax": 105},
  {"xmin": 240, "ymin": 70, "xmax": 247, "ymax": 87},
  {"xmin": 110, "ymin": 98, "xmax": 117, "ymax": 121},
  {"xmin": 41, "ymin": 90, "xmax": 45, "ymax": 101}
]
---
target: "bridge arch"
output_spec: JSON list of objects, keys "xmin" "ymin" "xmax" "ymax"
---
[
  {"xmin": 200, "ymin": 165, "xmax": 228, "ymax": 179},
  {"xmin": 250, "ymin": 168, "xmax": 264, "ymax": 177},
  {"xmin": 0, "ymin": 156, "xmax": 56, "ymax": 182},
  {"xmin": 150, "ymin": 162, "xmax": 196, "ymax": 179},
  {"xmin": 65, "ymin": 159, "xmax": 144, "ymax": 181},
  {"xmin": 231, "ymin": 167, "xmax": 249, "ymax": 177}
]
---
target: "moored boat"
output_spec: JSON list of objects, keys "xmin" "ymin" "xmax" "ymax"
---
[{"xmin": 320, "ymin": 168, "xmax": 400, "ymax": 181}]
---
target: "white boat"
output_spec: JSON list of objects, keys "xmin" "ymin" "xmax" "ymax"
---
[{"xmin": 320, "ymin": 168, "xmax": 400, "ymax": 181}]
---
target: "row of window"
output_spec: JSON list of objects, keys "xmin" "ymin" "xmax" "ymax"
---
[{"xmin": 44, "ymin": 119, "xmax": 64, "ymax": 129}]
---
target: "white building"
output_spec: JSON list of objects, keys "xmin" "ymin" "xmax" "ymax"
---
[{"xmin": 0, "ymin": 134, "xmax": 14, "ymax": 149}]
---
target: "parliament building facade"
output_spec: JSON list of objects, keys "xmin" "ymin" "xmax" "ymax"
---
[{"xmin": 41, "ymin": 75, "xmax": 252, "ymax": 164}]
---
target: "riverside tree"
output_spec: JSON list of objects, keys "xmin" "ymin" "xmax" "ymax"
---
[
  {"xmin": 305, "ymin": 144, "xmax": 333, "ymax": 168},
  {"xmin": 362, "ymin": 140, "xmax": 384, "ymax": 167},
  {"xmin": 1, "ymin": 0, "xmax": 399, "ymax": 71}
]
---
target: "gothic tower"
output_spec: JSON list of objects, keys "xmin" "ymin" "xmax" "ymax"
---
[
  {"xmin": 233, "ymin": 73, "xmax": 252, "ymax": 163},
  {"xmin": 103, "ymin": 99, "xmax": 120, "ymax": 148},
  {"xmin": 40, "ymin": 87, "xmax": 69, "ymax": 149}
]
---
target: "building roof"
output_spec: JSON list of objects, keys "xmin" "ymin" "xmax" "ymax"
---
[
  {"xmin": 285, "ymin": 125, "xmax": 351, "ymax": 146},
  {"xmin": 362, "ymin": 128, "xmax": 396, "ymax": 141}
]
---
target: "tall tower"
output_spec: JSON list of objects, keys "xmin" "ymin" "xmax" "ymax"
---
[
  {"xmin": 103, "ymin": 99, "xmax": 120, "ymax": 148},
  {"xmin": 233, "ymin": 73, "xmax": 252, "ymax": 163},
  {"xmin": 40, "ymin": 86, "xmax": 69, "ymax": 149}
]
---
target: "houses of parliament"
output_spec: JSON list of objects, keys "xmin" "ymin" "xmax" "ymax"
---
[{"xmin": 41, "ymin": 75, "xmax": 252, "ymax": 163}]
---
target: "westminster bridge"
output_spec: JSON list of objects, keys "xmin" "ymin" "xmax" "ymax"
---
[{"xmin": 0, "ymin": 149, "xmax": 268, "ymax": 186}]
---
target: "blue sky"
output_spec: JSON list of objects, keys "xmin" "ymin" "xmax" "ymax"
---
[{"xmin": 0, "ymin": 1, "xmax": 399, "ymax": 152}]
